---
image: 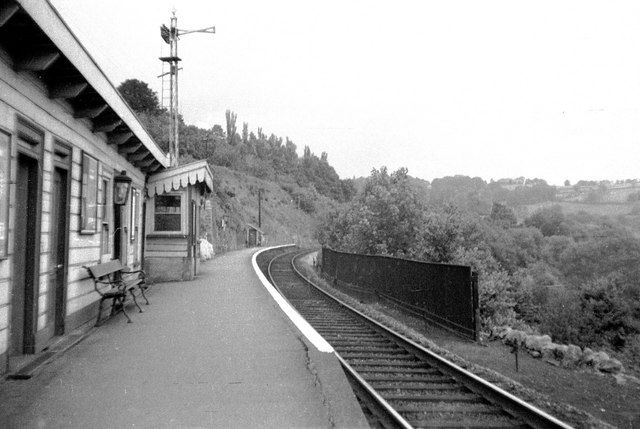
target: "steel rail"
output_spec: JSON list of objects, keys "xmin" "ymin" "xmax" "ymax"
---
[
  {"xmin": 334, "ymin": 352, "xmax": 414, "ymax": 429},
  {"xmin": 267, "ymin": 250, "xmax": 413, "ymax": 429},
  {"xmin": 282, "ymin": 250, "xmax": 573, "ymax": 429}
]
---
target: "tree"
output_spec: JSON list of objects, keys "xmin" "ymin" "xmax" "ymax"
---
[
  {"xmin": 136, "ymin": 110, "xmax": 171, "ymax": 152},
  {"xmin": 117, "ymin": 79, "xmax": 160, "ymax": 113},
  {"xmin": 225, "ymin": 110, "xmax": 237, "ymax": 146},
  {"xmin": 317, "ymin": 167, "xmax": 425, "ymax": 257},
  {"xmin": 564, "ymin": 179, "xmax": 571, "ymax": 187},
  {"xmin": 490, "ymin": 202, "xmax": 517, "ymax": 227},
  {"xmin": 524, "ymin": 205, "xmax": 567, "ymax": 236},
  {"xmin": 242, "ymin": 122, "xmax": 249, "ymax": 145}
]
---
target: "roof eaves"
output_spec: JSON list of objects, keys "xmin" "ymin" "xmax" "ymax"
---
[{"xmin": 17, "ymin": 0, "xmax": 169, "ymax": 168}]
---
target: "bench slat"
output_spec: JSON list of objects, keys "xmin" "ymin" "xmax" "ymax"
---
[{"xmin": 87, "ymin": 260, "xmax": 123, "ymax": 279}]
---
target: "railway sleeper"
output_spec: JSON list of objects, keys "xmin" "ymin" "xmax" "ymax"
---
[
  {"xmin": 315, "ymin": 326, "xmax": 378, "ymax": 331},
  {"xmin": 355, "ymin": 367, "xmax": 442, "ymax": 375},
  {"xmin": 384, "ymin": 392, "xmax": 481, "ymax": 402},
  {"xmin": 370, "ymin": 382, "xmax": 461, "ymax": 390},
  {"xmin": 392, "ymin": 401, "xmax": 501, "ymax": 414},
  {"xmin": 332, "ymin": 341, "xmax": 399, "ymax": 348},
  {"xmin": 349, "ymin": 359, "xmax": 430, "ymax": 367},
  {"xmin": 364, "ymin": 374, "xmax": 455, "ymax": 383},
  {"xmin": 334, "ymin": 346, "xmax": 403, "ymax": 353},
  {"xmin": 314, "ymin": 329, "xmax": 376, "ymax": 335},
  {"xmin": 406, "ymin": 418, "xmax": 526, "ymax": 429},
  {"xmin": 339, "ymin": 352, "xmax": 416, "ymax": 360}
]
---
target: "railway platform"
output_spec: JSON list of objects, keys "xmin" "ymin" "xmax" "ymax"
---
[{"xmin": 0, "ymin": 247, "xmax": 367, "ymax": 428}]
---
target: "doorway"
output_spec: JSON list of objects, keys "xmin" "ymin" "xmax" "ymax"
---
[
  {"xmin": 11, "ymin": 154, "xmax": 39, "ymax": 355},
  {"xmin": 51, "ymin": 166, "xmax": 69, "ymax": 336}
]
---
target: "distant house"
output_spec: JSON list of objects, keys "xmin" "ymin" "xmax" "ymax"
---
[{"xmin": 0, "ymin": 0, "xmax": 211, "ymax": 375}]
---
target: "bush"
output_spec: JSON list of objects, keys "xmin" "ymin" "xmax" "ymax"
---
[
  {"xmin": 478, "ymin": 270, "xmax": 518, "ymax": 329},
  {"xmin": 524, "ymin": 205, "xmax": 568, "ymax": 236},
  {"xmin": 538, "ymin": 287, "xmax": 583, "ymax": 344},
  {"xmin": 539, "ymin": 276, "xmax": 640, "ymax": 351},
  {"xmin": 512, "ymin": 262, "xmax": 560, "ymax": 325}
]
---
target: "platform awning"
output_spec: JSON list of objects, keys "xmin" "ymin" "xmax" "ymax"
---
[{"xmin": 147, "ymin": 160, "xmax": 213, "ymax": 197}]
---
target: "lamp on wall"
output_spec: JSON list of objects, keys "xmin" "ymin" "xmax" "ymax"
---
[{"xmin": 113, "ymin": 170, "xmax": 132, "ymax": 205}]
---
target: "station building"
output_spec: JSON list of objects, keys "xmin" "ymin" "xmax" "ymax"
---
[{"xmin": 0, "ymin": 0, "xmax": 211, "ymax": 375}]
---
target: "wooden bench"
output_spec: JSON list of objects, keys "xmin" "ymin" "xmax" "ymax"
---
[{"xmin": 84, "ymin": 260, "xmax": 149, "ymax": 326}]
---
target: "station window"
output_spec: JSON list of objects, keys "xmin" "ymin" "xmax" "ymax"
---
[
  {"xmin": 100, "ymin": 177, "xmax": 111, "ymax": 255},
  {"xmin": 80, "ymin": 153, "xmax": 99, "ymax": 233},
  {"xmin": 0, "ymin": 130, "xmax": 10, "ymax": 258},
  {"xmin": 154, "ymin": 194, "xmax": 182, "ymax": 232}
]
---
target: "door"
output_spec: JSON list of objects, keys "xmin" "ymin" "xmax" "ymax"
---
[
  {"xmin": 11, "ymin": 155, "xmax": 39, "ymax": 355},
  {"xmin": 51, "ymin": 167, "xmax": 69, "ymax": 336},
  {"xmin": 113, "ymin": 205, "xmax": 123, "ymax": 262}
]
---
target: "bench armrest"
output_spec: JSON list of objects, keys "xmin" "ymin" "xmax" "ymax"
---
[{"xmin": 92, "ymin": 278, "xmax": 125, "ymax": 296}]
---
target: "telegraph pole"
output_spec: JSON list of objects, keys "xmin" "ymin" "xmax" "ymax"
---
[
  {"xmin": 160, "ymin": 10, "xmax": 215, "ymax": 167},
  {"xmin": 258, "ymin": 189, "xmax": 262, "ymax": 228}
]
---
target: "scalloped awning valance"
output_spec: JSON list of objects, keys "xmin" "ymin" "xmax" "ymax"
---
[{"xmin": 146, "ymin": 160, "xmax": 213, "ymax": 197}]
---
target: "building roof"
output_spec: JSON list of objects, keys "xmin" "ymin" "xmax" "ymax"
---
[
  {"xmin": 246, "ymin": 224, "xmax": 265, "ymax": 234},
  {"xmin": 0, "ymin": 0, "xmax": 169, "ymax": 172},
  {"xmin": 147, "ymin": 160, "xmax": 213, "ymax": 197}
]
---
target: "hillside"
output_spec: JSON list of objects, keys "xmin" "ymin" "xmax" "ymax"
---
[
  {"xmin": 116, "ymin": 79, "xmax": 354, "ymax": 253},
  {"xmin": 201, "ymin": 166, "xmax": 338, "ymax": 253}
]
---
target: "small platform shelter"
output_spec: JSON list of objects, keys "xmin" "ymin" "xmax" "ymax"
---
[
  {"xmin": 246, "ymin": 224, "xmax": 265, "ymax": 247},
  {"xmin": 145, "ymin": 160, "xmax": 213, "ymax": 282}
]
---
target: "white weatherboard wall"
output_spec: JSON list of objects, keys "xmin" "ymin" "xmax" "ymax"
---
[{"xmin": 0, "ymin": 51, "xmax": 146, "ymax": 371}]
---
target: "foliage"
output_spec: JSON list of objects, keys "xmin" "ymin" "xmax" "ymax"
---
[
  {"xmin": 318, "ymin": 166, "xmax": 640, "ymax": 356},
  {"xmin": 117, "ymin": 79, "xmax": 160, "ymax": 113},
  {"xmin": 428, "ymin": 175, "xmax": 556, "ymax": 214},
  {"xmin": 478, "ymin": 270, "xmax": 518, "ymax": 328},
  {"xmin": 225, "ymin": 110, "xmax": 238, "ymax": 146},
  {"xmin": 524, "ymin": 205, "xmax": 567, "ymax": 236},
  {"xmin": 490, "ymin": 202, "xmax": 517, "ymax": 227},
  {"xmin": 430, "ymin": 175, "xmax": 490, "ymax": 214},
  {"xmin": 117, "ymin": 78, "xmax": 354, "ymax": 205},
  {"xmin": 318, "ymin": 167, "xmax": 425, "ymax": 257}
]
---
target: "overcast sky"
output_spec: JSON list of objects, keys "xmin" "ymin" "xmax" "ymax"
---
[{"xmin": 51, "ymin": 0, "xmax": 640, "ymax": 185}]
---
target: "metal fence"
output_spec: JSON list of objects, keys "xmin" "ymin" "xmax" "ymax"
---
[{"xmin": 321, "ymin": 248, "xmax": 479, "ymax": 340}]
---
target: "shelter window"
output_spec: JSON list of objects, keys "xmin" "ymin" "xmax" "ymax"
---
[
  {"xmin": 0, "ymin": 130, "xmax": 10, "ymax": 258},
  {"xmin": 154, "ymin": 194, "xmax": 182, "ymax": 232},
  {"xmin": 80, "ymin": 153, "xmax": 99, "ymax": 233}
]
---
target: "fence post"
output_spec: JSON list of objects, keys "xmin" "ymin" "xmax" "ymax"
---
[{"xmin": 471, "ymin": 271, "xmax": 480, "ymax": 341}]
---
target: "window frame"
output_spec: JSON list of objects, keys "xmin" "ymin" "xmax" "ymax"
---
[
  {"xmin": 151, "ymin": 192, "xmax": 185, "ymax": 234},
  {"xmin": 80, "ymin": 152, "xmax": 99, "ymax": 234},
  {"xmin": 99, "ymin": 174, "xmax": 112, "ymax": 256},
  {"xmin": 0, "ymin": 129, "xmax": 11, "ymax": 259}
]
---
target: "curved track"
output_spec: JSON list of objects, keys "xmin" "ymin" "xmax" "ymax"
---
[{"xmin": 266, "ymin": 250, "xmax": 572, "ymax": 429}]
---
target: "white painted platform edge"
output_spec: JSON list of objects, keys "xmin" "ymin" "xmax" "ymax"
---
[{"xmin": 252, "ymin": 245, "xmax": 334, "ymax": 354}]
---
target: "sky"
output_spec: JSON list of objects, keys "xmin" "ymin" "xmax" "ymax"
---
[{"xmin": 50, "ymin": 0, "xmax": 640, "ymax": 185}]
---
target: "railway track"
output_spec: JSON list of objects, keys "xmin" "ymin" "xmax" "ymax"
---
[{"xmin": 266, "ymin": 249, "xmax": 572, "ymax": 429}]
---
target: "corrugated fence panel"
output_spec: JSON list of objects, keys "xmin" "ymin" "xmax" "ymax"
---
[{"xmin": 322, "ymin": 248, "xmax": 479, "ymax": 340}]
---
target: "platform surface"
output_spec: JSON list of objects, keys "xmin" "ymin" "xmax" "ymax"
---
[{"xmin": 0, "ymin": 248, "xmax": 359, "ymax": 428}]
